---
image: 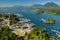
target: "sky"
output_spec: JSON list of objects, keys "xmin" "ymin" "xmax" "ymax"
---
[{"xmin": 0, "ymin": 0, "xmax": 60, "ymax": 7}]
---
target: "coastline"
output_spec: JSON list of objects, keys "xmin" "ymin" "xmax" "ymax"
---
[{"xmin": 0, "ymin": 12, "xmax": 57, "ymax": 40}]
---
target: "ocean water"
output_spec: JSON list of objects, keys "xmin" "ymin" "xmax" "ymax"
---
[{"xmin": 0, "ymin": 8, "xmax": 60, "ymax": 37}]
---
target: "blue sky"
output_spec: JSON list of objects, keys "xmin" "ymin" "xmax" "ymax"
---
[{"xmin": 0, "ymin": 0, "xmax": 60, "ymax": 7}]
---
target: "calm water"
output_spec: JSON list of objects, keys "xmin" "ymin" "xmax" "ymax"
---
[{"xmin": 0, "ymin": 8, "xmax": 60, "ymax": 36}]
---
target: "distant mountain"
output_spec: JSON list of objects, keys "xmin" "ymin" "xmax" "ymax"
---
[
  {"xmin": 12, "ymin": 5, "xmax": 25, "ymax": 8},
  {"xmin": 32, "ymin": 4, "xmax": 43, "ymax": 8},
  {"xmin": 27, "ymin": 4, "xmax": 43, "ymax": 9},
  {"xmin": 43, "ymin": 2, "xmax": 58, "ymax": 7},
  {"xmin": 29, "ymin": 2, "xmax": 59, "ymax": 9},
  {"xmin": 10, "ymin": 2, "xmax": 59, "ymax": 9},
  {"xmin": 32, "ymin": 4, "xmax": 42, "ymax": 7}
]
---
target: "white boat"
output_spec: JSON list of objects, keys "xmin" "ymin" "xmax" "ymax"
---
[
  {"xmin": 51, "ymin": 29, "xmax": 60, "ymax": 37},
  {"xmin": 51, "ymin": 29, "xmax": 57, "ymax": 32},
  {"xmin": 41, "ymin": 18, "xmax": 46, "ymax": 22},
  {"xmin": 56, "ymin": 33, "xmax": 60, "ymax": 37},
  {"xmin": 51, "ymin": 29, "xmax": 60, "ymax": 34}
]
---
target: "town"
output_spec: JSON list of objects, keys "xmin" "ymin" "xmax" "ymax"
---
[
  {"xmin": 0, "ymin": 12, "xmax": 35, "ymax": 36},
  {"xmin": 0, "ymin": 12, "xmax": 56, "ymax": 40}
]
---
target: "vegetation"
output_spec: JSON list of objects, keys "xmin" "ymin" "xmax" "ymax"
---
[
  {"xmin": 47, "ymin": 8, "xmax": 60, "ymax": 15},
  {"xmin": 24, "ymin": 27, "xmax": 56, "ymax": 40},
  {"xmin": 44, "ymin": 18, "xmax": 55, "ymax": 24},
  {"xmin": 0, "ymin": 26, "xmax": 19, "ymax": 40},
  {"xmin": 0, "ymin": 12, "xmax": 20, "ymax": 25},
  {"xmin": 36, "ymin": 7, "xmax": 60, "ymax": 15},
  {"xmin": 36, "ymin": 9, "xmax": 44, "ymax": 14},
  {"xmin": 36, "ymin": 2, "xmax": 60, "ymax": 15},
  {"xmin": 0, "ymin": 26, "xmax": 56, "ymax": 40},
  {"xmin": 0, "ymin": 12, "xmax": 56, "ymax": 40},
  {"xmin": 10, "ymin": 14, "xmax": 20, "ymax": 25},
  {"xmin": 15, "ymin": 29, "xmax": 24, "ymax": 36}
]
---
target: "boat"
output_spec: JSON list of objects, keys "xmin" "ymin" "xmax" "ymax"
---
[
  {"xmin": 41, "ymin": 18, "xmax": 55, "ymax": 24},
  {"xmin": 51, "ymin": 29, "xmax": 60, "ymax": 37},
  {"xmin": 41, "ymin": 18, "xmax": 46, "ymax": 22},
  {"xmin": 56, "ymin": 33, "xmax": 60, "ymax": 37},
  {"xmin": 51, "ymin": 29, "xmax": 60, "ymax": 33},
  {"xmin": 51, "ymin": 29, "xmax": 57, "ymax": 32}
]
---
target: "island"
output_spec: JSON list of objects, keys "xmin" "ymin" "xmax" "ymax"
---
[{"xmin": 41, "ymin": 18, "xmax": 55, "ymax": 24}]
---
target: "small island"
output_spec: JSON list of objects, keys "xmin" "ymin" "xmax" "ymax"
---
[{"xmin": 41, "ymin": 18, "xmax": 55, "ymax": 24}]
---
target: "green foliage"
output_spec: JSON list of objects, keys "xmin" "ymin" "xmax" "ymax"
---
[
  {"xmin": 24, "ymin": 27, "xmax": 51, "ymax": 40},
  {"xmin": 36, "ymin": 8, "xmax": 44, "ymax": 14},
  {"xmin": 36, "ymin": 7, "xmax": 60, "ymax": 15},
  {"xmin": 0, "ymin": 26, "xmax": 19, "ymax": 40},
  {"xmin": 47, "ymin": 9, "xmax": 60, "ymax": 15},
  {"xmin": 35, "ymin": 2, "xmax": 60, "ymax": 15}
]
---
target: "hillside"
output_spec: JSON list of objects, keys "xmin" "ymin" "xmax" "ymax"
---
[{"xmin": 43, "ymin": 2, "xmax": 58, "ymax": 7}]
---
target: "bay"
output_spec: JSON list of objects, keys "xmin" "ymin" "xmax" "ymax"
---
[{"xmin": 0, "ymin": 8, "xmax": 60, "ymax": 37}]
